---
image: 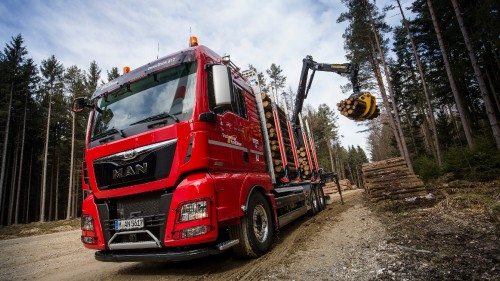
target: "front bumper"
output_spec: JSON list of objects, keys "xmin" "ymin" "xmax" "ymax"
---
[{"xmin": 95, "ymin": 239, "xmax": 239, "ymax": 262}]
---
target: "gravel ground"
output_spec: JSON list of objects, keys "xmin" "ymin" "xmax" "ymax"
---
[
  {"xmin": 262, "ymin": 190, "xmax": 392, "ymax": 280},
  {"xmin": 1, "ymin": 186, "xmax": 498, "ymax": 280}
]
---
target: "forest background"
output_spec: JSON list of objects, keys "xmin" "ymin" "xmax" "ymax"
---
[{"xmin": 0, "ymin": 0, "xmax": 499, "ymax": 225}]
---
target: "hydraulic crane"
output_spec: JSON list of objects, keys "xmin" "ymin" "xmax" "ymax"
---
[
  {"xmin": 288, "ymin": 55, "xmax": 379, "ymax": 198},
  {"xmin": 292, "ymin": 55, "xmax": 379, "ymax": 136}
]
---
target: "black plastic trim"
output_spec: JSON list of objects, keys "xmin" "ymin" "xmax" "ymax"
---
[
  {"xmin": 95, "ymin": 247, "xmax": 224, "ymax": 262},
  {"xmin": 159, "ymin": 193, "xmax": 172, "ymax": 246}
]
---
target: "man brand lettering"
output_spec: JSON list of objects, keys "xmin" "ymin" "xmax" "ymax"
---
[{"xmin": 113, "ymin": 163, "xmax": 148, "ymax": 179}]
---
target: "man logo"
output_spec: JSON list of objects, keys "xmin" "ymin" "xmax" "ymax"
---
[{"xmin": 113, "ymin": 163, "xmax": 148, "ymax": 179}]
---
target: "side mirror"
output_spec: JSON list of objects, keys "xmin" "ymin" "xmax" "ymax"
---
[
  {"xmin": 211, "ymin": 65, "xmax": 233, "ymax": 110},
  {"xmin": 72, "ymin": 97, "xmax": 86, "ymax": 112},
  {"xmin": 72, "ymin": 97, "xmax": 94, "ymax": 113}
]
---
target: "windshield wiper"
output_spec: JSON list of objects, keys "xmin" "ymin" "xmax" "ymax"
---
[
  {"xmin": 92, "ymin": 128, "xmax": 121, "ymax": 141},
  {"xmin": 130, "ymin": 112, "xmax": 180, "ymax": 126}
]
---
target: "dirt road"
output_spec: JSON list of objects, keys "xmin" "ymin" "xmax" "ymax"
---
[{"xmin": 0, "ymin": 189, "xmax": 392, "ymax": 281}]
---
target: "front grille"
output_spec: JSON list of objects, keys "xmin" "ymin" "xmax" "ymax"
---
[
  {"xmin": 93, "ymin": 139, "xmax": 177, "ymax": 190},
  {"xmin": 117, "ymin": 191, "xmax": 162, "ymax": 218},
  {"xmin": 97, "ymin": 190, "xmax": 173, "ymax": 249}
]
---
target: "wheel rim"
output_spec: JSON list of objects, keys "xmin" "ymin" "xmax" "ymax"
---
[
  {"xmin": 319, "ymin": 189, "xmax": 325, "ymax": 207},
  {"xmin": 253, "ymin": 204, "xmax": 269, "ymax": 243},
  {"xmin": 312, "ymin": 191, "xmax": 318, "ymax": 210}
]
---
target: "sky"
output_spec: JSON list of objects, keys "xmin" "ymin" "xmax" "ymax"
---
[{"xmin": 0, "ymin": 0, "xmax": 410, "ymax": 159}]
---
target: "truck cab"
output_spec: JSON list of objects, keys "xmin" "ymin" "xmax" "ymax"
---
[{"xmin": 79, "ymin": 44, "xmax": 276, "ymax": 261}]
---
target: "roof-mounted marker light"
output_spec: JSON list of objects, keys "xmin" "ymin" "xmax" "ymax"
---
[
  {"xmin": 222, "ymin": 54, "xmax": 230, "ymax": 65},
  {"xmin": 190, "ymin": 36, "xmax": 198, "ymax": 47},
  {"xmin": 123, "ymin": 66, "xmax": 130, "ymax": 75}
]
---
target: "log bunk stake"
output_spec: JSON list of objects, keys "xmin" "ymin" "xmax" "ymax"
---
[{"xmin": 261, "ymin": 92, "xmax": 298, "ymax": 180}]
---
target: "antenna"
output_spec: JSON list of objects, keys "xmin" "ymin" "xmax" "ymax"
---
[
  {"xmin": 189, "ymin": 27, "xmax": 192, "ymax": 47},
  {"xmin": 157, "ymin": 42, "xmax": 159, "ymax": 59}
]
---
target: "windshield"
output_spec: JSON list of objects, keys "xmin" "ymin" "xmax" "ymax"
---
[{"xmin": 91, "ymin": 62, "xmax": 197, "ymax": 140}]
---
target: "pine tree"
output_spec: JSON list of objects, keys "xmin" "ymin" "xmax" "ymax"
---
[
  {"xmin": 39, "ymin": 55, "xmax": 64, "ymax": 222},
  {"xmin": 0, "ymin": 35, "xmax": 32, "ymax": 224},
  {"xmin": 266, "ymin": 63, "xmax": 286, "ymax": 97},
  {"xmin": 85, "ymin": 60, "xmax": 101, "ymax": 94},
  {"xmin": 450, "ymin": 0, "xmax": 500, "ymax": 148},
  {"xmin": 107, "ymin": 67, "xmax": 120, "ymax": 82},
  {"xmin": 65, "ymin": 65, "xmax": 85, "ymax": 219}
]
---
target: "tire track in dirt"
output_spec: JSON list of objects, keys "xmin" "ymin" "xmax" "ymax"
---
[
  {"xmin": 0, "ymin": 190, "xmax": 361, "ymax": 281},
  {"xmin": 202, "ymin": 190, "xmax": 357, "ymax": 281}
]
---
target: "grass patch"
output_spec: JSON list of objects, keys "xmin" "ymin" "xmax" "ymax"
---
[
  {"xmin": 0, "ymin": 218, "xmax": 81, "ymax": 240},
  {"xmin": 373, "ymin": 196, "xmax": 437, "ymax": 213},
  {"xmin": 436, "ymin": 181, "xmax": 500, "ymax": 222},
  {"xmin": 371, "ymin": 180, "xmax": 500, "ymax": 222}
]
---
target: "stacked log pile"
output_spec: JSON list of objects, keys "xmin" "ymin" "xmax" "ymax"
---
[
  {"xmin": 362, "ymin": 157, "xmax": 427, "ymax": 202},
  {"xmin": 261, "ymin": 93, "xmax": 298, "ymax": 180},
  {"xmin": 339, "ymin": 179, "xmax": 351, "ymax": 190},
  {"xmin": 322, "ymin": 179, "xmax": 352, "ymax": 195},
  {"xmin": 323, "ymin": 181, "xmax": 336, "ymax": 195},
  {"xmin": 296, "ymin": 147, "xmax": 311, "ymax": 179}
]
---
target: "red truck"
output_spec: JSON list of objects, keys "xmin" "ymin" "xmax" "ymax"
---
[{"xmin": 73, "ymin": 37, "xmax": 376, "ymax": 262}]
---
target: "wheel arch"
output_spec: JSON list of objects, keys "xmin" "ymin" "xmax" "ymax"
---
[{"xmin": 240, "ymin": 182, "xmax": 278, "ymax": 232}]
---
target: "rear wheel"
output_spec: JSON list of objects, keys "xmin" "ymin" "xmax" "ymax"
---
[
  {"xmin": 308, "ymin": 186, "xmax": 319, "ymax": 215},
  {"xmin": 230, "ymin": 192, "xmax": 274, "ymax": 258},
  {"xmin": 317, "ymin": 186, "xmax": 326, "ymax": 211}
]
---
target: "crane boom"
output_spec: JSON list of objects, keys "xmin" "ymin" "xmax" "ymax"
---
[
  {"xmin": 292, "ymin": 56, "xmax": 363, "ymax": 127},
  {"xmin": 292, "ymin": 55, "xmax": 379, "ymax": 147}
]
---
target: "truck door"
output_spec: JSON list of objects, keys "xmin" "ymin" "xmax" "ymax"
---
[{"xmin": 207, "ymin": 83, "xmax": 248, "ymax": 171}]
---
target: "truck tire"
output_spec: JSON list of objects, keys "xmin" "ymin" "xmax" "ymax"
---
[
  {"xmin": 230, "ymin": 192, "xmax": 274, "ymax": 258},
  {"xmin": 317, "ymin": 186, "xmax": 326, "ymax": 211},
  {"xmin": 308, "ymin": 186, "xmax": 319, "ymax": 215}
]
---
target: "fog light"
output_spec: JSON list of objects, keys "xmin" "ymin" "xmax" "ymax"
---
[
  {"xmin": 183, "ymin": 225, "xmax": 207, "ymax": 238},
  {"xmin": 179, "ymin": 200, "xmax": 208, "ymax": 222},
  {"xmin": 173, "ymin": 225, "xmax": 208, "ymax": 240},
  {"xmin": 81, "ymin": 215, "xmax": 94, "ymax": 231},
  {"xmin": 81, "ymin": 235, "xmax": 97, "ymax": 244}
]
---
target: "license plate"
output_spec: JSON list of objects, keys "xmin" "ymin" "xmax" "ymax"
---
[{"xmin": 115, "ymin": 218, "xmax": 144, "ymax": 231}]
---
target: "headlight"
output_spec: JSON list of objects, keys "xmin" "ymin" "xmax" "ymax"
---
[
  {"xmin": 179, "ymin": 200, "xmax": 208, "ymax": 222},
  {"xmin": 81, "ymin": 215, "xmax": 95, "ymax": 231}
]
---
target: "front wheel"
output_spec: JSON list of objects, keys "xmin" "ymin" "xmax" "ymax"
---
[{"xmin": 230, "ymin": 192, "xmax": 274, "ymax": 258}]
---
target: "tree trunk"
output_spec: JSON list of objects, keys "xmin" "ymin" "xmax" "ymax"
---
[
  {"xmin": 426, "ymin": 0, "xmax": 474, "ymax": 148},
  {"xmin": 55, "ymin": 156, "xmax": 59, "ymax": 220},
  {"xmin": 0, "ymin": 82, "xmax": 14, "ymax": 218},
  {"xmin": 8, "ymin": 142, "xmax": 19, "ymax": 225},
  {"xmin": 367, "ymin": 37, "xmax": 410, "ymax": 167},
  {"xmin": 365, "ymin": 0, "xmax": 414, "ymax": 174},
  {"xmin": 418, "ymin": 106, "xmax": 434, "ymax": 156},
  {"xmin": 73, "ymin": 169, "xmax": 80, "ymax": 218},
  {"xmin": 25, "ymin": 149, "xmax": 33, "ymax": 223},
  {"xmin": 397, "ymin": 0, "xmax": 442, "ymax": 165},
  {"xmin": 328, "ymin": 138, "xmax": 335, "ymax": 172},
  {"xmin": 484, "ymin": 67, "xmax": 500, "ymax": 112},
  {"xmin": 14, "ymin": 91, "xmax": 29, "ymax": 224},
  {"xmin": 40, "ymin": 93, "xmax": 52, "ymax": 222},
  {"xmin": 49, "ymin": 151, "xmax": 54, "ymax": 221},
  {"xmin": 368, "ymin": 44, "xmax": 403, "ymax": 155},
  {"xmin": 66, "ymin": 111, "xmax": 75, "ymax": 220},
  {"xmin": 404, "ymin": 109, "xmax": 418, "ymax": 154},
  {"xmin": 450, "ymin": 0, "xmax": 500, "ymax": 148},
  {"xmin": 447, "ymin": 104, "xmax": 462, "ymax": 143}
]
